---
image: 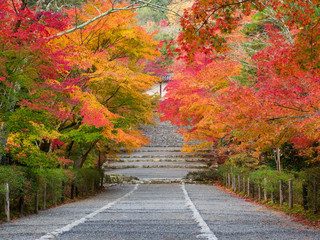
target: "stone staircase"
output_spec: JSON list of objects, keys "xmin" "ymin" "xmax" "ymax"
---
[{"xmin": 104, "ymin": 119, "xmax": 215, "ymax": 182}]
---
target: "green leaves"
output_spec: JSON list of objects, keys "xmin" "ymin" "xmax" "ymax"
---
[{"xmin": 66, "ymin": 126, "xmax": 103, "ymax": 144}]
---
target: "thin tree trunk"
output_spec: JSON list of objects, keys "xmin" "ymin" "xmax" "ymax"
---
[{"xmin": 277, "ymin": 147, "xmax": 281, "ymax": 172}]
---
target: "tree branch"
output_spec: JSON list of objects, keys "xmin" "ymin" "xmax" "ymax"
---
[{"xmin": 53, "ymin": 2, "xmax": 151, "ymax": 38}]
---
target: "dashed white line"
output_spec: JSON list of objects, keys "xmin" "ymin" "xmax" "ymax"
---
[
  {"xmin": 37, "ymin": 184, "xmax": 139, "ymax": 239},
  {"xmin": 181, "ymin": 182, "xmax": 218, "ymax": 240}
]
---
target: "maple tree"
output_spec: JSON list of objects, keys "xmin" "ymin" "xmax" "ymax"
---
[
  {"xmin": 60, "ymin": 0, "xmax": 160, "ymax": 168},
  {"xmin": 160, "ymin": 0, "xmax": 320, "ymax": 169},
  {"xmin": 0, "ymin": 0, "xmax": 161, "ymax": 168}
]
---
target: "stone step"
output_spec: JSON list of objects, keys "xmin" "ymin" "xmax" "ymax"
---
[
  {"xmin": 114, "ymin": 153, "xmax": 205, "ymax": 158},
  {"xmin": 105, "ymin": 168, "xmax": 199, "ymax": 180},
  {"xmin": 104, "ymin": 165, "xmax": 207, "ymax": 169},
  {"xmin": 116, "ymin": 151, "xmax": 212, "ymax": 157},
  {"xmin": 131, "ymin": 147, "xmax": 183, "ymax": 152},
  {"xmin": 109, "ymin": 158, "xmax": 206, "ymax": 162},
  {"xmin": 104, "ymin": 161, "xmax": 208, "ymax": 169},
  {"xmin": 107, "ymin": 161, "xmax": 207, "ymax": 167}
]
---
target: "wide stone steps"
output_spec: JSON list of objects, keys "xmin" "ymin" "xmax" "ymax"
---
[
  {"xmin": 116, "ymin": 152, "xmax": 207, "ymax": 157},
  {"xmin": 131, "ymin": 147, "xmax": 183, "ymax": 152},
  {"xmin": 103, "ymin": 119, "xmax": 216, "ymax": 181},
  {"xmin": 110, "ymin": 158, "xmax": 206, "ymax": 162},
  {"xmin": 106, "ymin": 161, "xmax": 207, "ymax": 169}
]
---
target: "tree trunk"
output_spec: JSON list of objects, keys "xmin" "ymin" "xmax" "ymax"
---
[
  {"xmin": 74, "ymin": 141, "xmax": 99, "ymax": 169},
  {"xmin": 277, "ymin": 147, "xmax": 281, "ymax": 172}
]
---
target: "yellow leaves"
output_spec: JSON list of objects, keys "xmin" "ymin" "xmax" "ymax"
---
[{"xmin": 29, "ymin": 121, "xmax": 62, "ymax": 140}]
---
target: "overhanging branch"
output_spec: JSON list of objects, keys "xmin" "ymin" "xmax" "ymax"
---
[{"xmin": 53, "ymin": 1, "xmax": 151, "ymax": 38}]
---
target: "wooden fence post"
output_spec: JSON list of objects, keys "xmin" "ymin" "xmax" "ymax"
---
[
  {"xmin": 100, "ymin": 174, "xmax": 104, "ymax": 189},
  {"xmin": 233, "ymin": 175, "xmax": 236, "ymax": 192},
  {"xmin": 271, "ymin": 184, "xmax": 274, "ymax": 204},
  {"xmin": 247, "ymin": 178, "xmax": 250, "ymax": 196},
  {"xmin": 71, "ymin": 182, "xmax": 74, "ymax": 199},
  {"xmin": 279, "ymin": 180, "xmax": 283, "ymax": 206},
  {"xmin": 264, "ymin": 178, "xmax": 267, "ymax": 201},
  {"xmin": 228, "ymin": 173, "xmax": 231, "ymax": 188},
  {"xmin": 238, "ymin": 175, "xmax": 241, "ymax": 192},
  {"xmin": 19, "ymin": 191, "xmax": 24, "ymax": 216},
  {"xmin": 243, "ymin": 176, "xmax": 246, "ymax": 194},
  {"xmin": 314, "ymin": 178, "xmax": 318, "ymax": 214},
  {"xmin": 231, "ymin": 174, "xmax": 234, "ymax": 190},
  {"xmin": 303, "ymin": 184, "xmax": 308, "ymax": 210},
  {"xmin": 35, "ymin": 190, "xmax": 39, "ymax": 214},
  {"xmin": 43, "ymin": 183, "xmax": 47, "ymax": 210},
  {"xmin": 289, "ymin": 179, "xmax": 293, "ymax": 209},
  {"xmin": 75, "ymin": 186, "xmax": 79, "ymax": 198},
  {"xmin": 61, "ymin": 181, "xmax": 65, "ymax": 203},
  {"xmin": 225, "ymin": 173, "xmax": 227, "ymax": 186},
  {"xmin": 4, "ymin": 183, "xmax": 10, "ymax": 222},
  {"xmin": 54, "ymin": 189, "xmax": 57, "ymax": 207},
  {"xmin": 252, "ymin": 182, "xmax": 255, "ymax": 199},
  {"xmin": 258, "ymin": 184, "xmax": 261, "ymax": 201}
]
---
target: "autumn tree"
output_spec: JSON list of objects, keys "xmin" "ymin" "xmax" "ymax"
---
[
  {"xmin": 160, "ymin": 0, "xmax": 320, "ymax": 169},
  {"xmin": 0, "ymin": 0, "xmax": 161, "ymax": 168}
]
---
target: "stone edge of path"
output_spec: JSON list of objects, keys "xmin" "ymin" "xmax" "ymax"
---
[
  {"xmin": 181, "ymin": 182, "xmax": 218, "ymax": 240},
  {"xmin": 37, "ymin": 184, "xmax": 139, "ymax": 240}
]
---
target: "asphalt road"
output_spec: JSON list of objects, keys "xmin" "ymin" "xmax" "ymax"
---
[{"xmin": 1, "ymin": 183, "xmax": 319, "ymax": 240}]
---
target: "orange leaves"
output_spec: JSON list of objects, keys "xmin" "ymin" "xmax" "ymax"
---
[
  {"xmin": 160, "ymin": 52, "xmax": 241, "ymax": 149},
  {"xmin": 115, "ymin": 129, "xmax": 149, "ymax": 149},
  {"xmin": 161, "ymin": 1, "xmax": 320, "ymax": 163},
  {"xmin": 73, "ymin": 91, "xmax": 118, "ymax": 128}
]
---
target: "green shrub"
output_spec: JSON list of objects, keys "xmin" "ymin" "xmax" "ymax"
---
[
  {"xmin": 0, "ymin": 166, "xmax": 26, "ymax": 197},
  {"xmin": 185, "ymin": 170, "xmax": 219, "ymax": 182},
  {"xmin": 0, "ymin": 166, "xmax": 103, "ymax": 221}
]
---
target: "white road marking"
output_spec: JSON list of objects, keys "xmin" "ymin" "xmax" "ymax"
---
[
  {"xmin": 37, "ymin": 184, "xmax": 139, "ymax": 239},
  {"xmin": 181, "ymin": 182, "xmax": 218, "ymax": 240}
]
